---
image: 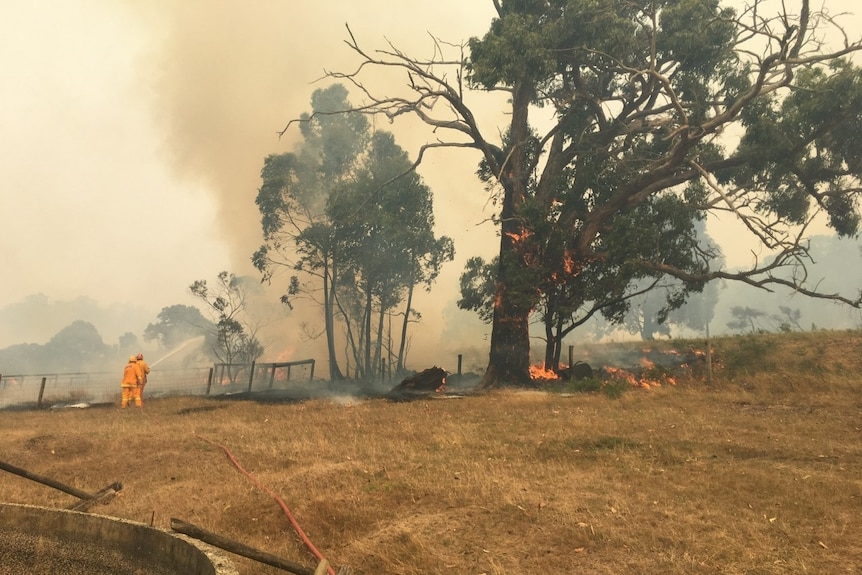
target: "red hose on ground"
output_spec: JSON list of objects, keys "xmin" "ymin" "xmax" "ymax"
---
[{"xmin": 197, "ymin": 434, "xmax": 336, "ymax": 575}]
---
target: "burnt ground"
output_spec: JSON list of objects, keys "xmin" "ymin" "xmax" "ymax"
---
[{"xmin": 7, "ymin": 347, "xmax": 707, "ymax": 412}]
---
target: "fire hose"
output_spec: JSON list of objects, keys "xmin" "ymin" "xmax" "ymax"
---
[{"xmin": 196, "ymin": 434, "xmax": 336, "ymax": 575}]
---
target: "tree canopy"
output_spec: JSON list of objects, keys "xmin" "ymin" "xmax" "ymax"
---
[
  {"xmin": 304, "ymin": 0, "xmax": 862, "ymax": 387},
  {"xmin": 256, "ymin": 84, "xmax": 454, "ymax": 380}
]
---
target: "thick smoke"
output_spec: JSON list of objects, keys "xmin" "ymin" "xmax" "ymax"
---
[{"xmin": 132, "ymin": 2, "xmax": 501, "ymax": 372}]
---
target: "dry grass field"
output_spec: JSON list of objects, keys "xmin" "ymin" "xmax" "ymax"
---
[{"xmin": 1, "ymin": 331, "xmax": 861, "ymax": 574}]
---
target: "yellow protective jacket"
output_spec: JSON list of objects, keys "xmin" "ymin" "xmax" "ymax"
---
[
  {"xmin": 121, "ymin": 361, "xmax": 141, "ymax": 388},
  {"xmin": 137, "ymin": 360, "xmax": 150, "ymax": 384}
]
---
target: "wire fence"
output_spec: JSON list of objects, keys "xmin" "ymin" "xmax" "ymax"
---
[{"xmin": 0, "ymin": 360, "xmax": 316, "ymax": 410}]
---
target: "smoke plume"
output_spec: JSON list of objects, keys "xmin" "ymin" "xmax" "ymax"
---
[{"xmin": 132, "ymin": 1, "xmax": 501, "ymax": 370}]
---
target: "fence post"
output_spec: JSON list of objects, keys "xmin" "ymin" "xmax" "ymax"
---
[
  {"xmin": 309, "ymin": 360, "xmax": 315, "ymax": 382},
  {"xmin": 568, "ymin": 345, "xmax": 574, "ymax": 368},
  {"xmin": 247, "ymin": 361, "xmax": 256, "ymax": 392},
  {"xmin": 37, "ymin": 377, "xmax": 47, "ymax": 409},
  {"xmin": 457, "ymin": 355, "xmax": 463, "ymax": 376},
  {"xmin": 205, "ymin": 368, "xmax": 214, "ymax": 396},
  {"xmin": 705, "ymin": 322, "xmax": 713, "ymax": 386}
]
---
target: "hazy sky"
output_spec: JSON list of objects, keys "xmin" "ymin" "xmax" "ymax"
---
[
  {"xmin": 0, "ymin": 1, "xmax": 499, "ymax": 316},
  {"xmin": 1, "ymin": 1, "xmax": 860, "ymax": 357}
]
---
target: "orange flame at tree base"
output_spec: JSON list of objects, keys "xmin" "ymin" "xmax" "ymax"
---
[{"xmin": 529, "ymin": 364, "xmax": 560, "ymax": 381}]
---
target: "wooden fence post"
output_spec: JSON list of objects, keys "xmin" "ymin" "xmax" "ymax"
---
[
  {"xmin": 37, "ymin": 377, "xmax": 47, "ymax": 409},
  {"xmin": 247, "ymin": 361, "xmax": 256, "ymax": 392},
  {"xmin": 205, "ymin": 367, "xmax": 214, "ymax": 396}
]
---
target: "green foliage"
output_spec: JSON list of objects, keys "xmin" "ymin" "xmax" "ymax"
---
[
  {"xmin": 736, "ymin": 60, "xmax": 862, "ymax": 237},
  {"xmin": 458, "ymin": 256, "xmax": 497, "ymax": 323},
  {"xmin": 258, "ymin": 85, "xmax": 454, "ymax": 379}
]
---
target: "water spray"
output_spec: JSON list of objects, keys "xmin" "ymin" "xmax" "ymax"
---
[{"xmin": 150, "ymin": 335, "xmax": 206, "ymax": 367}]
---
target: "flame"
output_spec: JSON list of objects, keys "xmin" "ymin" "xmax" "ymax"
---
[
  {"xmin": 563, "ymin": 250, "xmax": 576, "ymax": 275},
  {"xmin": 605, "ymin": 365, "xmax": 676, "ymax": 389},
  {"xmin": 494, "ymin": 292, "xmax": 503, "ymax": 310},
  {"xmin": 529, "ymin": 364, "xmax": 559, "ymax": 380},
  {"xmin": 605, "ymin": 366, "xmax": 639, "ymax": 387},
  {"xmin": 274, "ymin": 346, "xmax": 297, "ymax": 362},
  {"xmin": 505, "ymin": 228, "xmax": 533, "ymax": 243}
]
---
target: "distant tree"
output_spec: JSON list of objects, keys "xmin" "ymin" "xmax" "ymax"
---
[
  {"xmin": 726, "ymin": 304, "xmax": 804, "ymax": 334},
  {"xmin": 189, "ymin": 272, "xmax": 265, "ymax": 381},
  {"xmin": 144, "ymin": 304, "xmax": 216, "ymax": 351},
  {"xmin": 0, "ymin": 321, "xmax": 112, "ymax": 374},
  {"xmin": 620, "ymin": 222, "xmax": 724, "ymax": 340},
  {"xmin": 619, "ymin": 277, "xmax": 723, "ymax": 340},
  {"xmin": 776, "ymin": 306, "xmax": 804, "ymax": 332},
  {"xmin": 255, "ymin": 84, "xmax": 370, "ymax": 380},
  {"xmin": 43, "ymin": 320, "xmax": 112, "ymax": 372},
  {"xmin": 256, "ymin": 85, "xmax": 453, "ymax": 380},
  {"xmin": 727, "ymin": 306, "xmax": 769, "ymax": 334},
  {"xmin": 328, "ymin": 131, "xmax": 455, "ymax": 378},
  {"xmin": 118, "ymin": 332, "xmax": 138, "ymax": 352}
]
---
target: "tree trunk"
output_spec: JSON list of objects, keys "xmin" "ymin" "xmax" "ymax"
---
[
  {"xmin": 543, "ymin": 315, "xmax": 555, "ymax": 371},
  {"xmin": 364, "ymin": 281, "xmax": 373, "ymax": 378},
  {"xmin": 481, "ymin": 272, "xmax": 532, "ymax": 388},
  {"xmin": 480, "ymin": 81, "xmax": 534, "ymax": 389},
  {"xmin": 374, "ymin": 299, "xmax": 385, "ymax": 379},
  {"xmin": 323, "ymin": 258, "xmax": 344, "ymax": 380},
  {"xmin": 396, "ymin": 280, "xmax": 415, "ymax": 374},
  {"xmin": 552, "ymin": 321, "xmax": 563, "ymax": 371}
]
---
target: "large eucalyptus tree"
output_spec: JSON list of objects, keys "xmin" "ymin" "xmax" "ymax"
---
[{"xmin": 317, "ymin": 0, "xmax": 862, "ymax": 387}]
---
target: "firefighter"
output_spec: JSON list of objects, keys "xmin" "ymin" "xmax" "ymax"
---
[
  {"xmin": 136, "ymin": 353, "xmax": 150, "ymax": 398},
  {"xmin": 120, "ymin": 355, "xmax": 143, "ymax": 409}
]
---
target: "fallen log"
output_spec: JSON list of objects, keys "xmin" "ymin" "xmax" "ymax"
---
[
  {"xmin": 388, "ymin": 366, "xmax": 448, "ymax": 400},
  {"xmin": 171, "ymin": 517, "xmax": 318, "ymax": 575},
  {"xmin": 0, "ymin": 458, "xmax": 95, "ymax": 501},
  {"xmin": 67, "ymin": 481, "xmax": 123, "ymax": 511}
]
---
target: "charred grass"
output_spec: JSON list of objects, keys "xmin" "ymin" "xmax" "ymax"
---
[{"xmin": 1, "ymin": 331, "xmax": 861, "ymax": 574}]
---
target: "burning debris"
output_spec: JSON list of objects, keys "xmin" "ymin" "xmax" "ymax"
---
[
  {"xmin": 595, "ymin": 348, "xmax": 710, "ymax": 389},
  {"xmin": 388, "ymin": 367, "xmax": 448, "ymax": 400},
  {"xmin": 527, "ymin": 361, "xmax": 594, "ymax": 384},
  {"xmin": 602, "ymin": 361, "xmax": 676, "ymax": 389},
  {"xmin": 528, "ymin": 364, "xmax": 559, "ymax": 381},
  {"xmin": 557, "ymin": 361, "xmax": 594, "ymax": 381},
  {"xmin": 527, "ymin": 347, "xmax": 710, "ymax": 390}
]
